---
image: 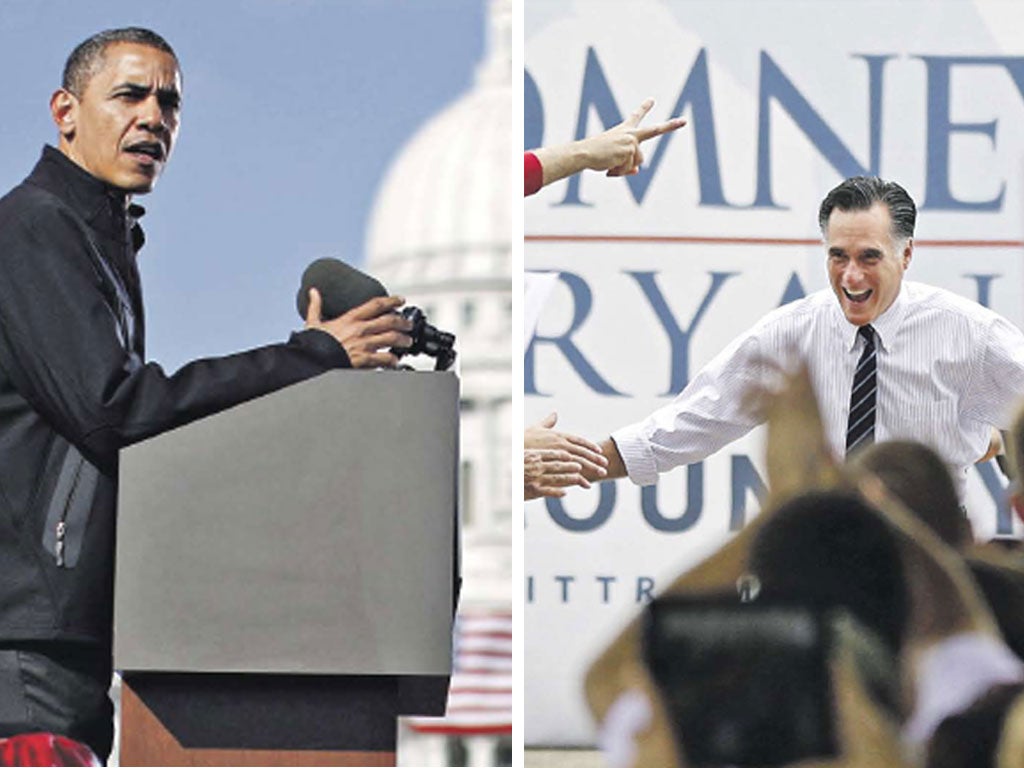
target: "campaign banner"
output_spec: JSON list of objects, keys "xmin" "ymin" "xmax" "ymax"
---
[{"xmin": 525, "ymin": 0, "xmax": 1024, "ymax": 746}]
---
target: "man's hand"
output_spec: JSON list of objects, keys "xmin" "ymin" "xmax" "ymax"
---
[
  {"xmin": 304, "ymin": 288, "xmax": 413, "ymax": 369},
  {"xmin": 531, "ymin": 98, "xmax": 687, "ymax": 188},
  {"xmin": 524, "ymin": 412, "xmax": 609, "ymax": 499},
  {"xmin": 525, "ymin": 448, "xmax": 587, "ymax": 500},
  {"xmin": 978, "ymin": 427, "xmax": 1004, "ymax": 463},
  {"xmin": 597, "ymin": 97, "xmax": 688, "ymax": 177}
]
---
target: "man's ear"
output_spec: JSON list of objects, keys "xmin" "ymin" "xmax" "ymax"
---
[
  {"xmin": 50, "ymin": 89, "xmax": 77, "ymax": 139},
  {"xmin": 902, "ymin": 238, "xmax": 914, "ymax": 270}
]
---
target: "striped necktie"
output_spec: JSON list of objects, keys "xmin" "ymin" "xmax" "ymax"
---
[{"xmin": 845, "ymin": 324, "xmax": 877, "ymax": 456}]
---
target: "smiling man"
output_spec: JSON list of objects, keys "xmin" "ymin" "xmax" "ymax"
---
[
  {"xmin": 0, "ymin": 28, "xmax": 412, "ymax": 763},
  {"xmin": 589, "ymin": 176, "xmax": 1024, "ymax": 504}
]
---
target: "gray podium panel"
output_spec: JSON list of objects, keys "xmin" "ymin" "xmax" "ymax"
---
[{"xmin": 114, "ymin": 370, "xmax": 457, "ymax": 676}]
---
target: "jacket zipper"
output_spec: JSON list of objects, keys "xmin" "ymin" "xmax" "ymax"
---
[
  {"xmin": 55, "ymin": 521, "xmax": 67, "ymax": 567},
  {"xmin": 53, "ymin": 458, "xmax": 84, "ymax": 568}
]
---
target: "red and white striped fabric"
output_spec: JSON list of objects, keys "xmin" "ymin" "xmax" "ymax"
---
[
  {"xmin": 406, "ymin": 610, "xmax": 512, "ymax": 736},
  {"xmin": 0, "ymin": 733, "xmax": 99, "ymax": 767}
]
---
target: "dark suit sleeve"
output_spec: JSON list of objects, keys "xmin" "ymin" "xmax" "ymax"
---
[{"xmin": 0, "ymin": 199, "xmax": 350, "ymax": 472}]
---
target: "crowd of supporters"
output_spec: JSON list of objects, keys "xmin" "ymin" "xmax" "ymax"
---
[{"xmin": 587, "ymin": 369, "xmax": 1024, "ymax": 768}]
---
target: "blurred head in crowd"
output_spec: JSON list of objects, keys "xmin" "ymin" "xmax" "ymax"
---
[
  {"xmin": 851, "ymin": 439, "xmax": 971, "ymax": 548},
  {"xmin": 968, "ymin": 563, "xmax": 1024, "ymax": 663},
  {"xmin": 925, "ymin": 682, "xmax": 1024, "ymax": 768},
  {"xmin": 850, "ymin": 439, "xmax": 1024, "ymax": 662},
  {"xmin": 749, "ymin": 490, "xmax": 909, "ymax": 657}
]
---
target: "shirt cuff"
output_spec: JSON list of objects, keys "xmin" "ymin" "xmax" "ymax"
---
[{"xmin": 610, "ymin": 422, "xmax": 660, "ymax": 486}]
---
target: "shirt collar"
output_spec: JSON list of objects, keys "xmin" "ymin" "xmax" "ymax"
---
[
  {"xmin": 27, "ymin": 145, "xmax": 147, "ymax": 248},
  {"xmin": 833, "ymin": 281, "xmax": 908, "ymax": 353},
  {"xmin": 869, "ymin": 281, "xmax": 908, "ymax": 352}
]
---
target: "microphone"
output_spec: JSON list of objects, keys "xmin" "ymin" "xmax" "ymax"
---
[
  {"xmin": 295, "ymin": 258, "xmax": 388, "ymax": 321},
  {"xmin": 295, "ymin": 257, "xmax": 458, "ymax": 371}
]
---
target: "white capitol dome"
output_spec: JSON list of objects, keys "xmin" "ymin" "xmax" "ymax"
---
[
  {"xmin": 366, "ymin": 0, "xmax": 513, "ymax": 265},
  {"xmin": 365, "ymin": 0, "xmax": 515, "ymax": 571},
  {"xmin": 366, "ymin": 4, "xmax": 514, "ymax": 764},
  {"xmin": 365, "ymin": 64, "xmax": 513, "ymax": 291},
  {"xmin": 366, "ymin": 0, "xmax": 514, "ymax": 397}
]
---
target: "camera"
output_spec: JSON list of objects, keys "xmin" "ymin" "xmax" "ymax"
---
[
  {"xmin": 641, "ymin": 594, "xmax": 900, "ymax": 767},
  {"xmin": 393, "ymin": 306, "xmax": 456, "ymax": 371}
]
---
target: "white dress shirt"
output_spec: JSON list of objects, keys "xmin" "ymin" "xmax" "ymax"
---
[{"xmin": 612, "ymin": 281, "xmax": 1024, "ymax": 497}]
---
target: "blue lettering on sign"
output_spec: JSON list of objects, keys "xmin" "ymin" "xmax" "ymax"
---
[
  {"xmin": 525, "ymin": 271, "xmax": 625, "ymax": 397},
  {"xmin": 525, "ymin": 575, "xmax": 660, "ymax": 604},
  {"xmin": 755, "ymin": 53, "xmax": 890, "ymax": 208},
  {"xmin": 545, "ymin": 481, "xmax": 617, "ymax": 532},
  {"xmin": 636, "ymin": 577, "xmax": 656, "ymax": 603},
  {"xmin": 537, "ymin": 455, "xmax": 771, "ymax": 533},
  {"xmin": 779, "ymin": 272, "xmax": 808, "ymax": 306},
  {"xmin": 534, "ymin": 457, "xmax": 1008, "ymax": 534},
  {"xmin": 641, "ymin": 463, "xmax": 704, "ymax": 532},
  {"xmin": 524, "ymin": 51, "xmax": 1024, "ymax": 213},
  {"xmin": 964, "ymin": 273, "xmax": 1001, "ymax": 308},
  {"xmin": 558, "ymin": 48, "xmax": 734, "ymax": 208},
  {"xmin": 525, "ymin": 70, "xmax": 544, "ymax": 150},
  {"xmin": 526, "ymin": 270, "xmax": 738, "ymax": 397},
  {"xmin": 555, "ymin": 575, "xmax": 575, "ymax": 603},
  {"xmin": 919, "ymin": 56, "xmax": 1024, "ymax": 211},
  {"xmin": 627, "ymin": 271, "xmax": 738, "ymax": 395}
]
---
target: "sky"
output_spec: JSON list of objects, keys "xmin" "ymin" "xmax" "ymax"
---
[{"xmin": 0, "ymin": 0, "xmax": 486, "ymax": 370}]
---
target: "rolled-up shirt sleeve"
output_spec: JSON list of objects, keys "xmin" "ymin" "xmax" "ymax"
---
[
  {"xmin": 962, "ymin": 313, "xmax": 1024, "ymax": 429},
  {"xmin": 611, "ymin": 331, "xmax": 769, "ymax": 486}
]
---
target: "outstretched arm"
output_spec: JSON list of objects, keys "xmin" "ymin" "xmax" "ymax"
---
[{"xmin": 526, "ymin": 98, "xmax": 686, "ymax": 194}]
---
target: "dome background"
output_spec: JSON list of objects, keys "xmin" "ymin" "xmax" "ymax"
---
[
  {"xmin": 366, "ymin": 0, "xmax": 514, "ymax": 576},
  {"xmin": 365, "ymin": 1, "xmax": 514, "ymax": 764}
]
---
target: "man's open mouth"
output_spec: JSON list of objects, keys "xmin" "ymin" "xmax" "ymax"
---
[
  {"xmin": 123, "ymin": 141, "xmax": 165, "ymax": 162},
  {"xmin": 843, "ymin": 288, "xmax": 872, "ymax": 304}
]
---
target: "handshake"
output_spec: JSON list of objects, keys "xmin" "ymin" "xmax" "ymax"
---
[{"xmin": 524, "ymin": 412, "xmax": 609, "ymax": 500}]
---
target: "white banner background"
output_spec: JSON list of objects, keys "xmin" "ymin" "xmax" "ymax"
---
[{"xmin": 526, "ymin": 0, "xmax": 1024, "ymax": 746}]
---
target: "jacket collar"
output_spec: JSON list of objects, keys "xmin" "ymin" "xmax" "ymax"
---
[{"xmin": 27, "ymin": 145, "xmax": 146, "ymax": 250}]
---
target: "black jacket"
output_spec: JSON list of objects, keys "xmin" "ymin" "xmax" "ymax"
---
[{"xmin": 0, "ymin": 146, "xmax": 351, "ymax": 648}]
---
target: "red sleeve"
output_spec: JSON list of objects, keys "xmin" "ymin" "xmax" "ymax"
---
[
  {"xmin": 0, "ymin": 734, "xmax": 100, "ymax": 766},
  {"xmin": 524, "ymin": 152, "xmax": 543, "ymax": 197}
]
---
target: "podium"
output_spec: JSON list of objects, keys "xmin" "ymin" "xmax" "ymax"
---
[{"xmin": 113, "ymin": 370, "xmax": 459, "ymax": 766}]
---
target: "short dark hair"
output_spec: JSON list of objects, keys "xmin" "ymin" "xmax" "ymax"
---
[
  {"xmin": 850, "ymin": 440, "xmax": 970, "ymax": 550},
  {"xmin": 63, "ymin": 27, "xmax": 178, "ymax": 97},
  {"xmin": 749, "ymin": 491, "xmax": 909, "ymax": 656},
  {"xmin": 818, "ymin": 176, "xmax": 916, "ymax": 243},
  {"xmin": 969, "ymin": 561, "xmax": 1024, "ymax": 664}
]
